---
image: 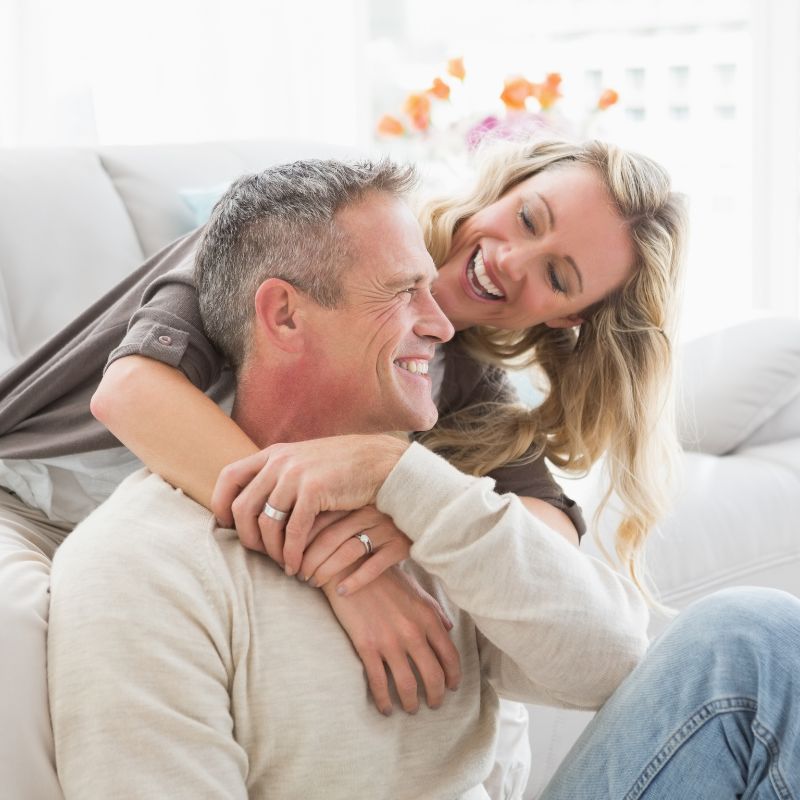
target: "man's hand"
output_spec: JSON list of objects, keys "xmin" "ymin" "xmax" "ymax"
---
[
  {"xmin": 322, "ymin": 565, "xmax": 461, "ymax": 716},
  {"xmin": 299, "ymin": 506, "xmax": 412, "ymax": 596},
  {"xmin": 210, "ymin": 434, "xmax": 409, "ymax": 575}
]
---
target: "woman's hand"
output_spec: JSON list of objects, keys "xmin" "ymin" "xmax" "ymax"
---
[
  {"xmin": 299, "ymin": 506, "xmax": 412, "ymax": 597},
  {"xmin": 321, "ymin": 565, "xmax": 461, "ymax": 716},
  {"xmin": 210, "ymin": 434, "xmax": 409, "ymax": 574}
]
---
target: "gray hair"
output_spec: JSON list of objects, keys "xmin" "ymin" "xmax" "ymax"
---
[{"xmin": 195, "ymin": 158, "xmax": 418, "ymax": 371}]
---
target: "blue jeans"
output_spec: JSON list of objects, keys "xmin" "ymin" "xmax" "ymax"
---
[{"xmin": 541, "ymin": 587, "xmax": 800, "ymax": 800}]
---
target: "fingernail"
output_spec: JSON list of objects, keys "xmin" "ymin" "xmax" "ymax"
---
[
  {"xmin": 285, "ymin": 566, "xmax": 296, "ymax": 577},
  {"xmin": 336, "ymin": 584, "xmax": 349, "ymax": 597},
  {"xmin": 298, "ymin": 574, "xmax": 306, "ymax": 582},
  {"xmin": 308, "ymin": 578, "xmax": 318, "ymax": 588},
  {"xmin": 381, "ymin": 707, "xmax": 393, "ymax": 717}
]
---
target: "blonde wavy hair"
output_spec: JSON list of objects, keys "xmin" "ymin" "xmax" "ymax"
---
[{"xmin": 417, "ymin": 139, "xmax": 688, "ymax": 595}]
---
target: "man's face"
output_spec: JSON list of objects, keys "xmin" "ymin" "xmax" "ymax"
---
[{"xmin": 302, "ymin": 193, "xmax": 454, "ymax": 433}]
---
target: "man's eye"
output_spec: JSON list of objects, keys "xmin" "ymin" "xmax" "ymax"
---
[
  {"xmin": 518, "ymin": 206, "xmax": 536, "ymax": 234},
  {"xmin": 400, "ymin": 287, "xmax": 417, "ymax": 297}
]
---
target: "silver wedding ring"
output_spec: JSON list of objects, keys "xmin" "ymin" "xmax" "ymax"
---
[
  {"xmin": 262, "ymin": 501, "xmax": 289, "ymax": 522},
  {"xmin": 353, "ymin": 532, "xmax": 373, "ymax": 555}
]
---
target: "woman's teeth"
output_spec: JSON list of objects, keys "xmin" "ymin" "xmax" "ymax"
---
[
  {"xmin": 468, "ymin": 249, "xmax": 505, "ymax": 299},
  {"xmin": 395, "ymin": 359, "xmax": 429, "ymax": 375}
]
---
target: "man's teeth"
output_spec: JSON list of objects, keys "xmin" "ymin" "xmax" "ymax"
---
[
  {"xmin": 470, "ymin": 250, "xmax": 505, "ymax": 298},
  {"xmin": 395, "ymin": 359, "xmax": 429, "ymax": 375}
]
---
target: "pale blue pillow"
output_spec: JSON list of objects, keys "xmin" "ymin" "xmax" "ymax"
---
[
  {"xmin": 508, "ymin": 369, "xmax": 545, "ymax": 408},
  {"xmin": 179, "ymin": 183, "xmax": 230, "ymax": 226}
]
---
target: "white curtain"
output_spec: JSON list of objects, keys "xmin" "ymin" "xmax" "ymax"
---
[{"xmin": 0, "ymin": 0, "xmax": 367, "ymax": 147}]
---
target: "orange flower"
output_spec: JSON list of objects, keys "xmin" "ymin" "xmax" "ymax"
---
[
  {"xmin": 376, "ymin": 114, "xmax": 405, "ymax": 137},
  {"xmin": 597, "ymin": 88, "xmax": 619, "ymax": 110},
  {"xmin": 409, "ymin": 113, "xmax": 431, "ymax": 132},
  {"xmin": 404, "ymin": 92, "xmax": 432, "ymax": 131},
  {"xmin": 544, "ymin": 72, "xmax": 562, "ymax": 89},
  {"xmin": 427, "ymin": 77, "xmax": 451, "ymax": 101},
  {"xmin": 532, "ymin": 73, "xmax": 562, "ymax": 110},
  {"xmin": 500, "ymin": 76, "xmax": 536, "ymax": 111},
  {"xmin": 446, "ymin": 57, "xmax": 465, "ymax": 81}
]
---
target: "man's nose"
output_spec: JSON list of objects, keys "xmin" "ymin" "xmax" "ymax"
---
[{"xmin": 418, "ymin": 292, "xmax": 455, "ymax": 344}]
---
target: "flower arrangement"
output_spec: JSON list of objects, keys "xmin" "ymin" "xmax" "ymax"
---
[{"xmin": 376, "ymin": 57, "xmax": 619, "ymax": 154}]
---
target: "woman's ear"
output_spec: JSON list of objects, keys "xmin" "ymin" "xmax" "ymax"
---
[
  {"xmin": 544, "ymin": 314, "xmax": 585, "ymax": 329},
  {"xmin": 253, "ymin": 279, "xmax": 305, "ymax": 352}
]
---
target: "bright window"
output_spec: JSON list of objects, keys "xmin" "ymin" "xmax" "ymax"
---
[
  {"xmin": 366, "ymin": 0, "xmax": 800, "ymax": 337},
  {"xmin": 3, "ymin": 0, "xmax": 798, "ymax": 334}
]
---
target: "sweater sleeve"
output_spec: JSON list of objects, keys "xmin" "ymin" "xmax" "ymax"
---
[{"xmin": 376, "ymin": 443, "xmax": 650, "ymax": 710}]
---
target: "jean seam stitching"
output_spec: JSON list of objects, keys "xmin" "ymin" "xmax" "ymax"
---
[
  {"xmin": 622, "ymin": 696, "xmax": 757, "ymax": 800},
  {"xmin": 751, "ymin": 717, "xmax": 794, "ymax": 800}
]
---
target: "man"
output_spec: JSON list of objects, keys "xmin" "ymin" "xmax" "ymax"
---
[{"xmin": 48, "ymin": 159, "xmax": 649, "ymax": 799}]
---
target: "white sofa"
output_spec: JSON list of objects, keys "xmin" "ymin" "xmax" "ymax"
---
[{"xmin": 1, "ymin": 141, "xmax": 799, "ymax": 799}]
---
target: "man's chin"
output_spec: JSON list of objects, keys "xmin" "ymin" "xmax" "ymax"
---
[
  {"xmin": 375, "ymin": 403, "xmax": 437, "ymax": 435},
  {"xmin": 407, "ymin": 404, "xmax": 438, "ymax": 433}
]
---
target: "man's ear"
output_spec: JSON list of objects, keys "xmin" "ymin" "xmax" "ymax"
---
[
  {"xmin": 253, "ymin": 279, "xmax": 305, "ymax": 352},
  {"xmin": 544, "ymin": 314, "xmax": 585, "ymax": 329}
]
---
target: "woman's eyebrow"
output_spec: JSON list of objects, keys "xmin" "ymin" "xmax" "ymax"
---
[
  {"xmin": 534, "ymin": 191, "xmax": 555, "ymax": 229},
  {"xmin": 534, "ymin": 192, "xmax": 584, "ymax": 293}
]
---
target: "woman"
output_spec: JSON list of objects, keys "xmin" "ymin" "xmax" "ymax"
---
[{"xmin": 0, "ymin": 139, "xmax": 683, "ymax": 798}]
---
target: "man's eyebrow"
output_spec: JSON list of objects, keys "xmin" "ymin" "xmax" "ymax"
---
[
  {"xmin": 385, "ymin": 271, "xmax": 437, "ymax": 289},
  {"xmin": 534, "ymin": 192, "xmax": 584, "ymax": 294}
]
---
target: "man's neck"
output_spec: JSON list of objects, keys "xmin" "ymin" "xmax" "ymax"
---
[{"xmin": 232, "ymin": 362, "xmax": 362, "ymax": 448}]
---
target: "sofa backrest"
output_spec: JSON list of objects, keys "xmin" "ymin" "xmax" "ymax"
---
[
  {"xmin": 97, "ymin": 139, "xmax": 358, "ymax": 258},
  {"xmin": 0, "ymin": 148, "xmax": 144, "ymax": 371},
  {"xmin": 0, "ymin": 139, "xmax": 357, "ymax": 371}
]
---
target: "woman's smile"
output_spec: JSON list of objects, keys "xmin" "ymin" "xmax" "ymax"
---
[{"xmin": 463, "ymin": 246, "xmax": 506, "ymax": 302}]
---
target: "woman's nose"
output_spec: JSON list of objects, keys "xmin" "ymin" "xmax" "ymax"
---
[{"xmin": 495, "ymin": 245, "xmax": 527, "ymax": 283}]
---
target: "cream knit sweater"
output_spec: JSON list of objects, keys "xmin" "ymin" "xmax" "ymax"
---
[{"xmin": 48, "ymin": 444, "xmax": 649, "ymax": 799}]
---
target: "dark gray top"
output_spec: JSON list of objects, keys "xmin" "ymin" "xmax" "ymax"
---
[{"xmin": 0, "ymin": 228, "xmax": 585, "ymax": 537}]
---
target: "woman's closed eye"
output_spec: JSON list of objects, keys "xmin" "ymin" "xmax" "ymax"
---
[
  {"xmin": 519, "ymin": 204, "xmax": 565, "ymax": 294},
  {"xmin": 547, "ymin": 264, "xmax": 566, "ymax": 295},
  {"xmin": 518, "ymin": 205, "xmax": 536, "ymax": 234}
]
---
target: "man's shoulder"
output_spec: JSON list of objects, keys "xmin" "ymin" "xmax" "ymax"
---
[
  {"xmin": 50, "ymin": 467, "xmax": 229, "ymax": 613},
  {"xmin": 66, "ymin": 468, "xmax": 214, "ymax": 555}
]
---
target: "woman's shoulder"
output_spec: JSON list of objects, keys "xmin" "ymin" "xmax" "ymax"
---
[{"xmin": 439, "ymin": 338, "xmax": 515, "ymax": 415}]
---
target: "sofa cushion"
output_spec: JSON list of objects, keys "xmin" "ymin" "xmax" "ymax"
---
[
  {"xmin": 179, "ymin": 183, "xmax": 231, "ymax": 227},
  {"xmin": 677, "ymin": 317, "xmax": 800, "ymax": 455},
  {"xmin": 747, "ymin": 390, "xmax": 800, "ymax": 447},
  {"xmin": 0, "ymin": 148, "xmax": 144, "ymax": 359},
  {"xmin": 99, "ymin": 139, "xmax": 359, "ymax": 257},
  {"xmin": 0, "ymin": 273, "xmax": 20, "ymax": 374}
]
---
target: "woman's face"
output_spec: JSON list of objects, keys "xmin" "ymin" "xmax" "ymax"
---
[{"xmin": 433, "ymin": 164, "xmax": 635, "ymax": 332}]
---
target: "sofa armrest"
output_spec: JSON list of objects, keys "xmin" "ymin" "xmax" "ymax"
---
[{"xmin": 677, "ymin": 317, "xmax": 800, "ymax": 455}]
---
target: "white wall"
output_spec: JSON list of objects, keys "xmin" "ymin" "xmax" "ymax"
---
[{"xmin": 0, "ymin": 0, "xmax": 368, "ymax": 148}]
